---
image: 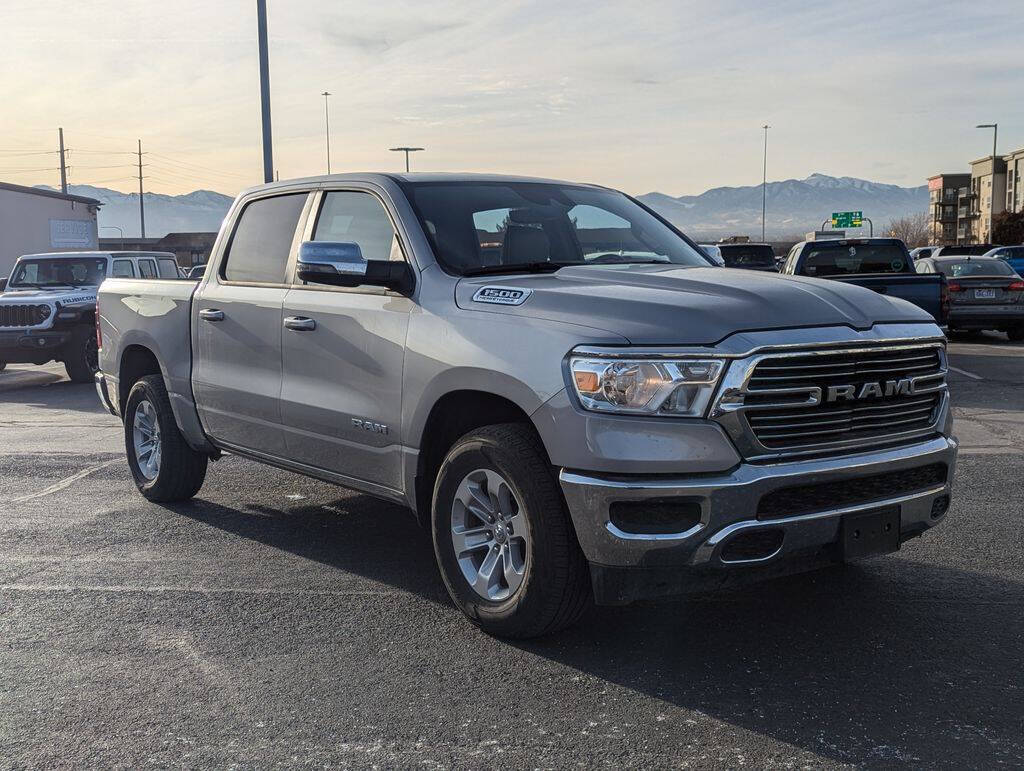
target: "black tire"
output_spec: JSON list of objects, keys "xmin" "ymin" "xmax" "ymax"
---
[
  {"xmin": 63, "ymin": 325, "xmax": 99, "ymax": 383},
  {"xmin": 124, "ymin": 374, "xmax": 208, "ymax": 501},
  {"xmin": 0, "ymin": 361, "xmax": 6, "ymax": 372},
  {"xmin": 1007, "ymin": 326, "xmax": 1024, "ymax": 342},
  {"xmin": 431, "ymin": 423, "xmax": 590, "ymax": 638}
]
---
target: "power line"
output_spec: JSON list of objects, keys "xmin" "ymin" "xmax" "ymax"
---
[{"xmin": 147, "ymin": 152, "xmax": 253, "ymax": 179}]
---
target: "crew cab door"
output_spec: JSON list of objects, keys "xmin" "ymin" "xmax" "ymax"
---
[
  {"xmin": 278, "ymin": 189, "xmax": 413, "ymax": 492},
  {"xmin": 192, "ymin": 191, "xmax": 311, "ymax": 455}
]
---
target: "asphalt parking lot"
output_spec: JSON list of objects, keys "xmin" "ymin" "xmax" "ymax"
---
[{"xmin": 1, "ymin": 335, "xmax": 1022, "ymax": 768}]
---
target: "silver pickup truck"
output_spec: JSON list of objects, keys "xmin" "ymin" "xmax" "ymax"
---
[{"xmin": 95, "ymin": 173, "xmax": 957, "ymax": 637}]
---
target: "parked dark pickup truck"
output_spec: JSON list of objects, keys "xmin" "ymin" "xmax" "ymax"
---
[{"xmin": 781, "ymin": 238, "xmax": 946, "ymax": 323}]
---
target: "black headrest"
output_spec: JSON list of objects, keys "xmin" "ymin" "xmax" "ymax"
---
[{"xmin": 503, "ymin": 225, "xmax": 551, "ymax": 263}]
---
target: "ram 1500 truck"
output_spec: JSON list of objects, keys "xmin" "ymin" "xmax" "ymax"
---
[
  {"xmin": 95, "ymin": 174, "xmax": 957, "ymax": 638},
  {"xmin": 1, "ymin": 251, "xmax": 180, "ymax": 380},
  {"xmin": 781, "ymin": 237, "xmax": 947, "ymax": 323}
]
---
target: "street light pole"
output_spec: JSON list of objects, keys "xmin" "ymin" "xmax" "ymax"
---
[
  {"xmin": 256, "ymin": 0, "xmax": 274, "ymax": 183},
  {"xmin": 761, "ymin": 125, "xmax": 770, "ymax": 242},
  {"xmin": 389, "ymin": 147, "xmax": 424, "ymax": 173},
  {"xmin": 321, "ymin": 91, "xmax": 331, "ymax": 174},
  {"xmin": 976, "ymin": 123, "xmax": 997, "ymax": 243},
  {"xmin": 101, "ymin": 225, "xmax": 125, "ymax": 250}
]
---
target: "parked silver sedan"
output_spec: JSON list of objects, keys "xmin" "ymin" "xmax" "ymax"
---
[{"xmin": 916, "ymin": 255, "xmax": 1024, "ymax": 340}]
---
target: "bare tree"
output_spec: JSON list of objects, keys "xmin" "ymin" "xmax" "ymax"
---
[{"xmin": 886, "ymin": 212, "xmax": 932, "ymax": 248}]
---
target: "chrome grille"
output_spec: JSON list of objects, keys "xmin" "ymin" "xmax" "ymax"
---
[
  {"xmin": 0, "ymin": 304, "xmax": 50, "ymax": 328},
  {"xmin": 714, "ymin": 342, "xmax": 947, "ymax": 457}
]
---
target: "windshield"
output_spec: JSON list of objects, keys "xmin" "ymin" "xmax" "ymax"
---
[
  {"xmin": 801, "ymin": 243, "xmax": 908, "ymax": 276},
  {"xmin": 938, "ymin": 260, "xmax": 1016, "ymax": 278},
  {"xmin": 9, "ymin": 257, "xmax": 107, "ymax": 288},
  {"xmin": 719, "ymin": 244, "xmax": 776, "ymax": 268},
  {"xmin": 400, "ymin": 181, "xmax": 711, "ymax": 275}
]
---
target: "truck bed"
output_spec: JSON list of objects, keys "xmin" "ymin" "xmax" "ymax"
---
[
  {"xmin": 96, "ymin": 277, "xmax": 199, "ymax": 426},
  {"xmin": 827, "ymin": 273, "xmax": 945, "ymax": 323}
]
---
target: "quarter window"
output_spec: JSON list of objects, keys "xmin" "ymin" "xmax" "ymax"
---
[
  {"xmin": 312, "ymin": 191, "xmax": 403, "ymax": 263},
  {"xmin": 224, "ymin": 193, "xmax": 308, "ymax": 283},
  {"xmin": 158, "ymin": 258, "xmax": 179, "ymax": 278}
]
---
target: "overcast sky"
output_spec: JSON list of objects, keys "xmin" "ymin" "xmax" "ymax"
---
[{"xmin": 1, "ymin": 0, "xmax": 1021, "ymax": 197}]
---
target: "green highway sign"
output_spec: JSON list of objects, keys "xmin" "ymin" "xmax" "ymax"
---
[{"xmin": 832, "ymin": 210, "xmax": 863, "ymax": 228}]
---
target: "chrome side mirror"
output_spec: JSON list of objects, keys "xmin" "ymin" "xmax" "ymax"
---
[{"xmin": 296, "ymin": 241, "xmax": 413, "ymax": 294}]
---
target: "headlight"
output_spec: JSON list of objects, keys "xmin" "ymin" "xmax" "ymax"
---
[{"xmin": 569, "ymin": 356, "xmax": 726, "ymax": 417}]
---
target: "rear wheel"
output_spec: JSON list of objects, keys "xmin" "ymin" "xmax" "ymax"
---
[
  {"xmin": 0, "ymin": 361, "xmax": 6, "ymax": 372},
  {"xmin": 63, "ymin": 326, "xmax": 99, "ymax": 383},
  {"xmin": 431, "ymin": 423, "xmax": 590, "ymax": 638},
  {"xmin": 124, "ymin": 374, "xmax": 208, "ymax": 501}
]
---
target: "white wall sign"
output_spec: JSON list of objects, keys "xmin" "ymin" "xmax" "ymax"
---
[{"xmin": 49, "ymin": 218, "xmax": 97, "ymax": 248}]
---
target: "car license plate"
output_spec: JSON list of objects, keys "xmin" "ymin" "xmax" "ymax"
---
[
  {"xmin": 975, "ymin": 288, "xmax": 996, "ymax": 299},
  {"xmin": 841, "ymin": 506, "xmax": 900, "ymax": 560}
]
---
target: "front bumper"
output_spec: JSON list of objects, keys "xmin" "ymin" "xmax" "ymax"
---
[
  {"xmin": 0, "ymin": 329, "xmax": 72, "ymax": 361},
  {"xmin": 560, "ymin": 435, "xmax": 957, "ymax": 604}
]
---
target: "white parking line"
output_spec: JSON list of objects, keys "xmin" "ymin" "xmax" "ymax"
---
[
  {"xmin": 948, "ymin": 365, "xmax": 983, "ymax": 381},
  {"xmin": 10, "ymin": 459, "xmax": 121, "ymax": 504}
]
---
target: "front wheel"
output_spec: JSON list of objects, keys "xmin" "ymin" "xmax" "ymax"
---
[
  {"xmin": 1007, "ymin": 325, "xmax": 1024, "ymax": 342},
  {"xmin": 124, "ymin": 374, "xmax": 208, "ymax": 501},
  {"xmin": 431, "ymin": 423, "xmax": 590, "ymax": 638},
  {"xmin": 63, "ymin": 326, "xmax": 99, "ymax": 383}
]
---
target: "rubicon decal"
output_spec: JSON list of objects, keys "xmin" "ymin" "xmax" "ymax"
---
[{"xmin": 471, "ymin": 286, "xmax": 533, "ymax": 306}]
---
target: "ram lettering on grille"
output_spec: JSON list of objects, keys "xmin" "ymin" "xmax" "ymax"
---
[{"xmin": 735, "ymin": 345, "xmax": 946, "ymax": 453}]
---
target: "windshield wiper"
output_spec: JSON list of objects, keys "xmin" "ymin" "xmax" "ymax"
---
[{"xmin": 462, "ymin": 261, "xmax": 578, "ymax": 277}]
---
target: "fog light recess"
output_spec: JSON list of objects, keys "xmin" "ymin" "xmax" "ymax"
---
[
  {"xmin": 720, "ymin": 529, "xmax": 784, "ymax": 563},
  {"xmin": 608, "ymin": 498, "xmax": 702, "ymax": 535}
]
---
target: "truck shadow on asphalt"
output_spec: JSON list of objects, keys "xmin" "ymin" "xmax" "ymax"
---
[
  {"xmin": 164, "ymin": 487, "xmax": 1021, "ymax": 765},
  {"xmin": 163, "ymin": 493, "xmax": 451, "ymax": 605},
  {"xmin": 519, "ymin": 558, "xmax": 1024, "ymax": 765}
]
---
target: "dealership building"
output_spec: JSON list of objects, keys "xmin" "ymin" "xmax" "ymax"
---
[{"xmin": 0, "ymin": 181, "xmax": 101, "ymax": 278}]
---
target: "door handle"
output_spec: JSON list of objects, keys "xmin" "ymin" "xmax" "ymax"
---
[
  {"xmin": 199, "ymin": 308, "xmax": 225, "ymax": 322},
  {"xmin": 284, "ymin": 316, "xmax": 316, "ymax": 331}
]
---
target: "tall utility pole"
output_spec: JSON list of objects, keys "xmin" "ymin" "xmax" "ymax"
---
[
  {"xmin": 322, "ymin": 91, "xmax": 332, "ymax": 174},
  {"xmin": 976, "ymin": 123, "xmax": 997, "ymax": 242},
  {"xmin": 256, "ymin": 0, "xmax": 274, "ymax": 183},
  {"xmin": 137, "ymin": 139, "xmax": 146, "ymax": 238},
  {"xmin": 761, "ymin": 125, "xmax": 770, "ymax": 242},
  {"xmin": 389, "ymin": 146, "xmax": 424, "ymax": 172},
  {"xmin": 57, "ymin": 127, "xmax": 68, "ymax": 193}
]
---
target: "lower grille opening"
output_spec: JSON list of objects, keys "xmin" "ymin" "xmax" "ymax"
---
[
  {"xmin": 721, "ymin": 529, "xmax": 784, "ymax": 562},
  {"xmin": 609, "ymin": 498, "xmax": 701, "ymax": 535},
  {"xmin": 930, "ymin": 495, "xmax": 950, "ymax": 520},
  {"xmin": 757, "ymin": 463, "xmax": 948, "ymax": 519}
]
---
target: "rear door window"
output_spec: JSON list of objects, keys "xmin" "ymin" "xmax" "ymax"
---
[
  {"xmin": 224, "ymin": 193, "xmax": 309, "ymax": 283},
  {"xmin": 138, "ymin": 259, "xmax": 157, "ymax": 278}
]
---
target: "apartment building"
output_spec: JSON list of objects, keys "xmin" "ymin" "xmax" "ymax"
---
[
  {"xmin": 1005, "ymin": 147, "xmax": 1024, "ymax": 215},
  {"xmin": 927, "ymin": 173, "xmax": 968, "ymax": 244},
  {"xmin": 967, "ymin": 155, "xmax": 1007, "ymax": 244}
]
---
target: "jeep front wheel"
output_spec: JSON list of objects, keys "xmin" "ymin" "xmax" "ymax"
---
[{"xmin": 63, "ymin": 326, "xmax": 99, "ymax": 383}]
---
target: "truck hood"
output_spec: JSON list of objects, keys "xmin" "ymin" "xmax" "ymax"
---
[
  {"xmin": 0, "ymin": 288, "xmax": 97, "ymax": 306},
  {"xmin": 454, "ymin": 264, "xmax": 932, "ymax": 345}
]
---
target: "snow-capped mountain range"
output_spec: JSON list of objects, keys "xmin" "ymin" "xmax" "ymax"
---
[
  {"xmin": 38, "ymin": 185, "xmax": 234, "ymax": 239},
  {"xmin": 638, "ymin": 173, "xmax": 928, "ymax": 239},
  {"xmin": 41, "ymin": 173, "xmax": 927, "ymax": 241}
]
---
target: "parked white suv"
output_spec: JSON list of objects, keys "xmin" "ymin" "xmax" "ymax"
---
[{"xmin": 0, "ymin": 251, "xmax": 180, "ymax": 381}]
